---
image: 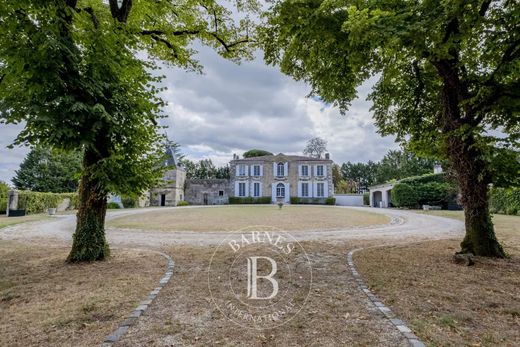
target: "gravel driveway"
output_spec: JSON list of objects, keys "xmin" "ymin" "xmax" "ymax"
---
[{"xmin": 0, "ymin": 206, "xmax": 464, "ymax": 248}]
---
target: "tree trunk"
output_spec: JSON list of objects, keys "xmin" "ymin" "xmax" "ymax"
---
[
  {"xmin": 436, "ymin": 61, "xmax": 506, "ymax": 258},
  {"xmin": 67, "ymin": 149, "xmax": 110, "ymax": 262}
]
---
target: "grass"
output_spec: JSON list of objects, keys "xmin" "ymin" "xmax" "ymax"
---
[
  {"xmin": 117, "ymin": 242, "xmax": 407, "ymax": 346},
  {"xmin": 107, "ymin": 205, "xmax": 389, "ymax": 232},
  {"xmin": 0, "ymin": 214, "xmax": 51, "ymax": 229},
  {"xmin": 0, "ymin": 241, "xmax": 165, "ymax": 347},
  {"xmin": 355, "ymin": 212, "xmax": 520, "ymax": 346}
]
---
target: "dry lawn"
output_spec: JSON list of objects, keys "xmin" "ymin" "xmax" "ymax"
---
[
  {"xmin": 119, "ymin": 241, "xmax": 407, "ymax": 346},
  {"xmin": 355, "ymin": 213, "xmax": 520, "ymax": 346},
  {"xmin": 0, "ymin": 214, "xmax": 51, "ymax": 229},
  {"xmin": 108, "ymin": 205, "xmax": 389, "ymax": 232},
  {"xmin": 0, "ymin": 241, "xmax": 166, "ymax": 347}
]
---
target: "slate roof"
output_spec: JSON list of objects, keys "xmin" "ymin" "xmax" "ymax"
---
[{"xmin": 231, "ymin": 153, "xmax": 331, "ymax": 162}]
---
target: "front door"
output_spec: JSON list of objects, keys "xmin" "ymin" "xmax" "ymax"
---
[
  {"xmin": 203, "ymin": 193, "xmax": 209, "ymax": 205},
  {"xmin": 160, "ymin": 194, "xmax": 166, "ymax": 206}
]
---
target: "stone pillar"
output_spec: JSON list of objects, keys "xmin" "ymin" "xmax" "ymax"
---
[{"xmin": 6, "ymin": 190, "xmax": 19, "ymax": 217}]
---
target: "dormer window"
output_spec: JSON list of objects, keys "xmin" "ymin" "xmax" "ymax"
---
[{"xmin": 277, "ymin": 162, "xmax": 284, "ymax": 176}]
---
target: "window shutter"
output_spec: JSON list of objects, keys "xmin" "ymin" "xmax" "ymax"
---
[
  {"xmin": 245, "ymin": 165, "xmax": 249, "ymax": 177},
  {"xmin": 297, "ymin": 181, "xmax": 302, "ymax": 197},
  {"xmin": 323, "ymin": 165, "xmax": 327, "ymax": 177},
  {"xmin": 259, "ymin": 182, "xmax": 263, "ymax": 197},
  {"xmin": 273, "ymin": 162, "xmax": 277, "ymax": 176},
  {"xmin": 234, "ymin": 181, "xmax": 239, "ymax": 196},
  {"xmin": 298, "ymin": 165, "xmax": 301, "ymax": 176},
  {"xmin": 285, "ymin": 183, "xmax": 290, "ymax": 202},
  {"xmin": 245, "ymin": 181, "xmax": 250, "ymax": 197},
  {"xmin": 284, "ymin": 162, "xmax": 288, "ymax": 176},
  {"xmin": 323, "ymin": 181, "xmax": 328, "ymax": 198},
  {"xmin": 271, "ymin": 184, "xmax": 276, "ymax": 202},
  {"xmin": 235, "ymin": 165, "xmax": 240, "ymax": 177},
  {"xmin": 259, "ymin": 165, "xmax": 263, "ymax": 176}
]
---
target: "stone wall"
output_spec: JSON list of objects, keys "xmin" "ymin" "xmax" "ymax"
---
[
  {"xmin": 185, "ymin": 179, "xmax": 231, "ymax": 205},
  {"xmin": 149, "ymin": 168, "xmax": 186, "ymax": 207}
]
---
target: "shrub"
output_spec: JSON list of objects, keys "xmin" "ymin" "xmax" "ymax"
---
[
  {"xmin": 392, "ymin": 183, "xmax": 419, "ymax": 208},
  {"xmin": 400, "ymin": 172, "xmax": 447, "ymax": 186},
  {"xmin": 363, "ymin": 192, "xmax": 370, "ymax": 205},
  {"xmin": 289, "ymin": 197, "xmax": 330, "ymax": 205},
  {"xmin": 416, "ymin": 182, "xmax": 457, "ymax": 207},
  {"xmin": 490, "ymin": 187, "xmax": 520, "ymax": 215},
  {"xmin": 177, "ymin": 201, "xmax": 190, "ymax": 206},
  {"xmin": 107, "ymin": 202, "xmax": 121, "ymax": 209},
  {"xmin": 229, "ymin": 196, "xmax": 271, "ymax": 204},
  {"xmin": 325, "ymin": 197, "xmax": 336, "ymax": 205},
  {"xmin": 0, "ymin": 181, "xmax": 9, "ymax": 214},
  {"xmin": 121, "ymin": 196, "xmax": 137, "ymax": 208}
]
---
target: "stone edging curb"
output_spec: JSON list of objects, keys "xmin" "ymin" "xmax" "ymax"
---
[
  {"xmin": 347, "ymin": 249, "xmax": 425, "ymax": 347},
  {"xmin": 101, "ymin": 251, "xmax": 174, "ymax": 347}
]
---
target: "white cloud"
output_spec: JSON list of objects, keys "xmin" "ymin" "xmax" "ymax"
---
[{"xmin": 0, "ymin": 47, "xmax": 399, "ymax": 183}]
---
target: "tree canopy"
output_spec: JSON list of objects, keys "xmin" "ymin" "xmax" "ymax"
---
[
  {"xmin": 0, "ymin": 0, "xmax": 257, "ymax": 261},
  {"xmin": 13, "ymin": 147, "xmax": 82, "ymax": 193},
  {"xmin": 260, "ymin": 0, "xmax": 519, "ymax": 257},
  {"xmin": 303, "ymin": 137, "xmax": 328, "ymax": 158},
  {"xmin": 243, "ymin": 149, "xmax": 274, "ymax": 158}
]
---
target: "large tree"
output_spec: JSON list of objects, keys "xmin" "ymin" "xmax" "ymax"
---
[
  {"xmin": 375, "ymin": 149, "xmax": 435, "ymax": 184},
  {"xmin": 303, "ymin": 137, "xmax": 328, "ymax": 158},
  {"xmin": 13, "ymin": 147, "xmax": 82, "ymax": 193},
  {"xmin": 0, "ymin": 0, "xmax": 255, "ymax": 261},
  {"xmin": 261, "ymin": 0, "xmax": 519, "ymax": 257}
]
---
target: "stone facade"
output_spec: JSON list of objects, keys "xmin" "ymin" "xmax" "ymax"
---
[
  {"xmin": 184, "ymin": 179, "xmax": 231, "ymax": 205},
  {"xmin": 149, "ymin": 168, "xmax": 186, "ymax": 207},
  {"xmin": 230, "ymin": 153, "xmax": 334, "ymax": 203}
]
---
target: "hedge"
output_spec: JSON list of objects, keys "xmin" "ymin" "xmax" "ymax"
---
[
  {"xmin": 229, "ymin": 196, "xmax": 272, "ymax": 204},
  {"xmin": 17, "ymin": 191, "xmax": 79, "ymax": 214},
  {"xmin": 363, "ymin": 192, "xmax": 370, "ymax": 206},
  {"xmin": 177, "ymin": 201, "xmax": 190, "ymax": 206},
  {"xmin": 289, "ymin": 197, "xmax": 335, "ymax": 205},
  {"xmin": 490, "ymin": 188, "xmax": 520, "ymax": 215},
  {"xmin": 0, "ymin": 182, "xmax": 8, "ymax": 214},
  {"xmin": 392, "ymin": 179, "xmax": 457, "ymax": 209},
  {"xmin": 107, "ymin": 202, "xmax": 121, "ymax": 209},
  {"xmin": 399, "ymin": 172, "xmax": 447, "ymax": 186}
]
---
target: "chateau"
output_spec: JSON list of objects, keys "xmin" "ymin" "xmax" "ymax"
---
[
  {"xmin": 230, "ymin": 153, "xmax": 334, "ymax": 203},
  {"xmin": 148, "ymin": 151, "xmax": 334, "ymax": 206}
]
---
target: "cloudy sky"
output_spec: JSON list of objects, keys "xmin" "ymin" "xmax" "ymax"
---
[{"xmin": 0, "ymin": 46, "xmax": 398, "ymax": 184}]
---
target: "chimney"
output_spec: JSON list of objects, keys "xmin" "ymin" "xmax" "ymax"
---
[
  {"xmin": 325, "ymin": 153, "xmax": 330, "ymax": 160},
  {"xmin": 434, "ymin": 164, "xmax": 443, "ymax": 174}
]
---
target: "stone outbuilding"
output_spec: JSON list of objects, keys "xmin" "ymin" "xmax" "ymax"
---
[
  {"xmin": 368, "ymin": 182, "xmax": 394, "ymax": 208},
  {"xmin": 149, "ymin": 145, "xmax": 186, "ymax": 207},
  {"xmin": 184, "ymin": 179, "xmax": 231, "ymax": 205}
]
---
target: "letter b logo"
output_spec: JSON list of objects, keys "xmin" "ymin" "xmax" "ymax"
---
[{"xmin": 246, "ymin": 256, "xmax": 278, "ymax": 300}]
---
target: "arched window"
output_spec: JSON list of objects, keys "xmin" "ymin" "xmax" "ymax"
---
[
  {"xmin": 276, "ymin": 183, "xmax": 285, "ymax": 198},
  {"xmin": 277, "ymin": 162, "xmax": 284, "ymax": 176}
]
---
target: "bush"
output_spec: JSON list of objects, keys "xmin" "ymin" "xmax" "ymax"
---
[
  {"xmin": 325, "ymin": 197, "xmax": 336, "ymax": 205},
  {"xmin": 0, "ymin": 181, "xmax": 9, "ymax": 214},
  {"xmin": 121, "ymin": 196, "xmax": 137, "ymax": 208},
  {"xmin": 416, "ymin": 182, "xmax": 457, "ymax": 207},
  {"xmin": 177, "ymin": 200, "xmax": 190, "ymax": 206},
  {"xmin": 289, "ymin": 197, "xmax": 330, "ymax": 205},
  {"xmin": 490, "ymin": 188, "xmax": 520, "ymax": 215},
  {"xmin": 400, "ymin": 173, "xmax": 447, "ymax": 186},
  {"xmin": 363, "ymin": 192, "xmax": 370, "ymax": 206},
  {"xmin": 392, "ymin": 183, "xmax": 419, "ymax": 208},
  {"xmin": 107, "ymin": 202, "xmax": 121, "ymax": 209},
  {"xmin": 15, "ymin": 191, "xmax": 79, "ymax": 214},
  {"xmin": 229, "ymin": 196, "xmax": 272, "ymax": 204}
]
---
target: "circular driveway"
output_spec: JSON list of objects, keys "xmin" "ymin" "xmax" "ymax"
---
[{"xmin": 0, "ymin": 206, "xmax": 464, "ymax": 248}]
